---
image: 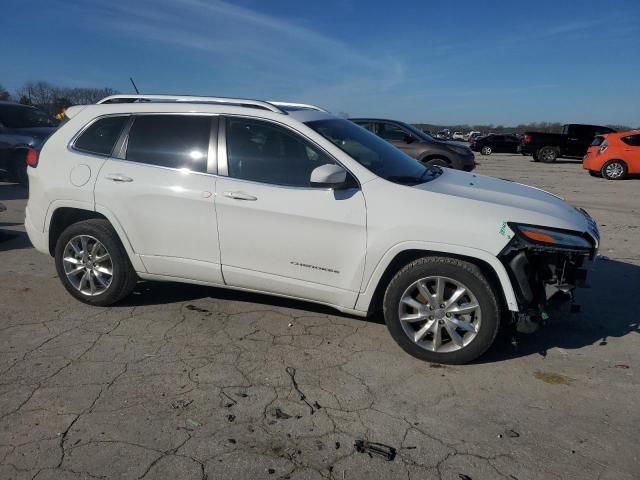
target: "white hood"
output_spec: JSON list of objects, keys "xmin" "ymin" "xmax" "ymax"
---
[{"xmin": 416, "ymin": 168, "xmax": 591, "ymax": 234}]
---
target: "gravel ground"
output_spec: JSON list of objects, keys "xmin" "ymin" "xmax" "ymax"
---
[{"xmin": 0, "ymin": 154, "xmax": 638, "ymax": 480}]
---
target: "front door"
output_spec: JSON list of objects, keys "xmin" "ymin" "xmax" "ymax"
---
[
  {"xmin": 214, "ymin": 116, "xmax": 367, "ymax": 308},
  {"xmin": 94, "ymin": 114, "xmax": 223, "ymax": 284},
  {"xmin": 377, "ymin": 122, "xmax": 417, "ymax": 156}
]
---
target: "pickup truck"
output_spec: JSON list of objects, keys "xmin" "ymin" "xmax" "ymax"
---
[{"xmin": 519, "ymin": 123, "xmax": 615, "ymax": 162}]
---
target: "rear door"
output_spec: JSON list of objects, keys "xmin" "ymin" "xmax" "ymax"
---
[
  {"xmin": 94, "ymin": 114, "xmax": 223, "ymax": 283},
  {"xmin": 214, "ymin": 116, "xmax": 366, "ymax": 307},
  {"xmin": 489, "ymin": 135, "xmax": 504, "ymax": 152}
]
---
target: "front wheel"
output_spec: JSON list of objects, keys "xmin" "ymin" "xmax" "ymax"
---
[
  {"xmin": 481, "ymin": 146, "xmax": 492, "ymax": 155},
  {"xmin": 383, "ymin": 256, "xmax": 500, "ymax": 364},
  {"xmin": 55, "ymin": 219, "xmax": 138, "ymax": 306}
]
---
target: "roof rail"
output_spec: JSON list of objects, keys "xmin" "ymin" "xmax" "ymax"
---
[
  {"xmin": 268, "ymin": 101, "xmax": 328, "ymax": 113},
  {"xmin": 96, "ymin": 94, "xmax": 286, "ymax": 114}
]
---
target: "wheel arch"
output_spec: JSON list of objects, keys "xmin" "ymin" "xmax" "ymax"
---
[
  {"xmin": 47, "ymin": 205, "xmax": 146, "ymax": 272},
  {"xmin": 419, "ymin": 153, "xmax": 452, "ymax": 165},
  {"xmin": 356, "ymin": 244, "xmax": 519, "ymax": 315}
]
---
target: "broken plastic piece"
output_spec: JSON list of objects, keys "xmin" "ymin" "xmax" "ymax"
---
[{"xmin": 354, "ymin": 439, "xmax": 396, "ymax": 461}]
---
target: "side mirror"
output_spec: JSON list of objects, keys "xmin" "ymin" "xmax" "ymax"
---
[
  {"xmin": 403, "ymin": 134, "xmax": 415, "ymax": 144},
  {"xmin": 310, "ymin": 164, "xmax": 348, "ymax": 189}
]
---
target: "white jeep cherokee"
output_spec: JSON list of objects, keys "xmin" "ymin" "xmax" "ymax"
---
[{"xmin": 25, "ymin": 95, "xmax": 599, "ymax": 364}]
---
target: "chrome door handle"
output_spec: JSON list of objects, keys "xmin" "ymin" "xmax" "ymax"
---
[
  {"xmin": 223, "ymin": 191, "xmax": 257, "ymax": 201},
  {"xmin": 105, "ymin": 173, "xmax": 133, "ymax": 182}
]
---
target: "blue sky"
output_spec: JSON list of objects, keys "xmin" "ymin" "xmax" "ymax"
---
[{"xmin": 2, "ymin": 0, "xmax": 639, "ymax": 125}]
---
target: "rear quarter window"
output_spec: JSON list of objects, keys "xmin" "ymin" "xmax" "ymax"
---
[
  {"xmin": 73, "ymin": 116, "xmax": 128, "ymax": 156},
  {"xmin": 590, "ymin": 136, "xmax": 605, "ymax": 146},
  {"xmin": 621, "ymin": 134, "xmax": 640, "ymax": 147}
]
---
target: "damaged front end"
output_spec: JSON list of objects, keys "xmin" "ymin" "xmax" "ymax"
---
[{"xmin": 499, "ymin": 218, "xmax": 599, "ymax": 333}]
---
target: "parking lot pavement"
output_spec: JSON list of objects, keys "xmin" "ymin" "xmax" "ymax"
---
[{"xmin": 0, "ymin": 155, "xmax": 638, "ymax": 480}]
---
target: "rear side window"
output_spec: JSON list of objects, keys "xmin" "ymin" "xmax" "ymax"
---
[
  {"xmin": 74, "ymin": 116, "xmax": 128, "ymax": 156},
  {"xmin": 125, "ymin": 115, "xmax": 211, "ymax": 172},
  {"xmin": 621, "ymin": 134, "xmax": 640, "ymax": 147},
  {"xmin": 590, "ymin": 136, "xmax": 605, "ymax": 146}
]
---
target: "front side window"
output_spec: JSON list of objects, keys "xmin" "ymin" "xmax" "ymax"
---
[
  {"xmin": 74, "ymin": 116, "xmax": 128, "ymax": 156},
  {"xmin": 125, "ymin": 115, "xmax": 211, "ymax": 172},
  {"xmin": 306, "ymin": 118, "xmax": 441, "ymax": 186},
  {"xmin": 226, "ymin": 118, "xmax": 334, "ymax": 187},
  {"xmin": 621, "ymin": 134, "xmax": 640, "ymax": 147},
  {"xmin": 378, "ymin": 122, "xmax": 408, "ymax": 142}
]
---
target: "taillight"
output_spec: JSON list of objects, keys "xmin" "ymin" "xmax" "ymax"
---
[
  {"xmin": 26, "ymin": 148, "xmax": 39, "ymax": 168},
  {"xmin": 599, "ymin": 140, "xmax": 608, "ymax": 154},
  {"xmin": 523, "ymin": 134, "xmax": 532, "ymax": 144}
]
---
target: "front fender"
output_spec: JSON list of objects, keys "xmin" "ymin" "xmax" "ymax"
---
[{"xmin": 355, "ymin": 240, "xmax": 519, "ymax": 312}]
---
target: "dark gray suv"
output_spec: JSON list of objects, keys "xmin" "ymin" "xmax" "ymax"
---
[
  {"xmin": 0, "ymin": 101, "xmax": 56, "ymax": 185},
  {"xmin": 351, "ymin": 118, "xmax": 475, "ymax": 171}
]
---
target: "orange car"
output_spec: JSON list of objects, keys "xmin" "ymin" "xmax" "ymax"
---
[{"xmin": 583, "ymin": 131, "xmax": 640, "ymax": 180}]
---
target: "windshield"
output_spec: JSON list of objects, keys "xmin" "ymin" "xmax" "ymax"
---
[
  {"xmin": 306, "ymin": 118, "xmax": 441, "ymax": 185},
  {"xmin": 0, "ymin": 105, "xmax": 56, "ymax": 128}
]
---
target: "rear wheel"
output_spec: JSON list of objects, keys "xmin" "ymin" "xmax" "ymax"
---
[
  {"xmin": 383, "ymin": 256, "xmax": 500, "ymax": 364},
  {"xmin": 601, "ymin": 160, "xmax": 627, "ymax": 180},
  {"xmin": 538, "ymin": 146, "xmax": 558, "ymax": 163},
  {"xmin": 481, "ymin": 146, "xmax": 492, "ymax": 155},
  {"xmin": 532, "ymin": 152, "xmax": 539, "ymax": 162},
  {"xmin": 55, "ymin": 219, "xmax": 138, "ymax": 306}
]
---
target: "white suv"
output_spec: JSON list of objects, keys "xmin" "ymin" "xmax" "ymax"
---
[{"xmin": 25, "ymin": 95, "xmax": 599, "ymax": 364}]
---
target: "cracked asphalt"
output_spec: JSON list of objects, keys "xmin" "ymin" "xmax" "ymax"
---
[{"xmin": 1, "ymin": 154, "xmax": 638, "ymax": 479}]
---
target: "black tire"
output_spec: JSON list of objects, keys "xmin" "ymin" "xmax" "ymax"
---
[
  {"xmin": 425, "ymin": 157, "xmax": 449, "ymax": 168},
  {"xmin": 601, "ymin": 160, "xmax": 627, "ymax": 180},
  {"xmin": 383, "ymin": 256, "xmax": 500, "ymax": 365},
  {"xmin": 480, "ymin": 146, "xmax": 492, "ymax": 155},
  {"xmin": 531, "ymin": 152, "xmax": 539, "ymax": 162},
  {"xmin": 538, "ymin": 146, "xmax": 558, "ymax": 163},
  {"xmin": 54, "ymin": 219, "xmax": 138, "ymax": 306}
]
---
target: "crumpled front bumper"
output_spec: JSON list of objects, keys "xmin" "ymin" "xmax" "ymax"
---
[{"xmin": 498, "ymin": 216, "xmax": 599, "ymax": 331}]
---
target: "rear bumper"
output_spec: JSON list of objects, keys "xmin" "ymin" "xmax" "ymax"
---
[
  {"xmin": 25, "ymin": 207, "xmax": 48, "ymax": 254},
  {"xmin": 582, "ymin": 154, "xmax": 601, "ymax": 171}
]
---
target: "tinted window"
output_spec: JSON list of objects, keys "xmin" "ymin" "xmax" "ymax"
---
[
  {"xmin": 306, "ymin": 118, "xmax": 441, "ymax": 186},
  {"xmin": 226, "ymin": 118, "xmax": 334, "ymax": 187},
  {"xmin": 621, "ymin": 134, "xmax": 640, "ymax": 147},
  {"xmin": 126, "ymin": 115, "xmax": 211, "ymax": 172},
  {"xmin": 591, "ymin": 136, "xmax": 605, "ymax": 146},
  {"xmin": 0, "ymin": 105, "xmax": 55, "ymax": 128},
  {"xmin": 74, "ymin": 116, "xmax": 128, "ymax": 156},
  {"xmin": 353, "ymin": 121, "xmax": 375, "ymax": 133},
  {"xmin": 378, "ymin": 123, "xmax": 408, "ymax": 142}
]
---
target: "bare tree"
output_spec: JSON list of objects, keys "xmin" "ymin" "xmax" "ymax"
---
[{"xmin": 0, "ymin": 84, "xmax": 10, "ymax": 101}]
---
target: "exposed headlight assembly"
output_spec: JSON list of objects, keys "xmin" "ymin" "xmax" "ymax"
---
[{"xmin": 508, "ymin": 223, "xmax": 592, "ymax": 251}]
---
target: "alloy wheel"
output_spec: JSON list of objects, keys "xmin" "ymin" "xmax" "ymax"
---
[
  {"xmin": 398, "ymin": 276, "xmax": 481, "ymax": 353},
  {"xmin": 62, "ymin": 235, "xmax": 113, "ymax": 296},
  {"xmin": 605, "ymin": 162, "xmax": 624, "ymax": 179}
]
